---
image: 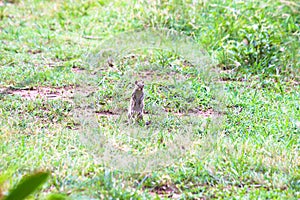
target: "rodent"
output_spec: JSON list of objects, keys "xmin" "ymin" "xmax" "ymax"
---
[{"xmin": 128, "ymin": 80, "xmax": 144, "ymax": 122}]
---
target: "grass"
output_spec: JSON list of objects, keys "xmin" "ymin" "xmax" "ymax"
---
[{"xmin": 0, "ymin": 0, "xmax": 299, "ymax": 199}]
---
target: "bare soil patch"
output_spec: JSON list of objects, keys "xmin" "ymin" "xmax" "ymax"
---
[
  {"xmin": 95, "ymin": 110, "xmax": 119, "ymax": 117},
  {"xmin": 71, "ymin": 67, "xmax": 85, "ymax": 73},
  {"xmin": 27, "ymin": 49, "xmax": 42, "ymax": 54},
  {"xmin": 148, "ymin": 183, "xmax": 180, "ymax": 199},
  {"xmin": 0, "ymin": 86, "xmax": 74, "ymax": 100}
]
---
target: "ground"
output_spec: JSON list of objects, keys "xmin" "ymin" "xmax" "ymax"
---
[{"xmin": 0, "ymin": 0, "xmax": 299, "ymax": 199}]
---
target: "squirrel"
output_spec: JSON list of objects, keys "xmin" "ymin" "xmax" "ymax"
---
[{"xmin": 128, "ymin": 80, "xmax": 144, "ymax": 122}]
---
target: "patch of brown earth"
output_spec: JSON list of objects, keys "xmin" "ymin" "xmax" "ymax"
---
[
  {"xmin": 27, "ymin": 49, "xmax": 42, "ymax": 54},
  {"xmin": 148, "ymin": 184, "xmax": 180, "ymax": 199},
  {"xmin": 0, "ymin": 86, "xmax": 74, "ymax": 100},
  {"xmin": 95, "ymin": 110, "xmax": 118, "ymax": 117},
  {"xmin": 71, "ymin": 67, "xmax": 85, "ymax": 73}
]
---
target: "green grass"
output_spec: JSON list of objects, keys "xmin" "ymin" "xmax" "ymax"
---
[{"xmin": 0, "ymin": 0, "xmax": 299, "ymax": 199}]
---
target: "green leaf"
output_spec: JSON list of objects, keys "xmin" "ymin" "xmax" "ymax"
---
[
  {"xmin": 47, "ymin": 193, "xmax": 69, "ymax": 200},
  {"xmin": 4, "ymin": 171, "xmax": 50, "ymax": 200}
]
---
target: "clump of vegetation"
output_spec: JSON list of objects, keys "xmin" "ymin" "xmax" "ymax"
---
[{"xmin": 133, "ymin": 0, "xmax": 299, "ymax": 78}]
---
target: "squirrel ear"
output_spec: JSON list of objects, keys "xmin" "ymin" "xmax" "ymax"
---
[{"xmin": 135, "ymin": 80, "xmax": 138, "ymax": 85}]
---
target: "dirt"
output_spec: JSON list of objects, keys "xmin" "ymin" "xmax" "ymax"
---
[
  {"xmin": 95, "ymin": 110, "xmax": 118, "ymax": 117},
  {"xmin": 71, "ymin": 67, "xmax": 85, "ymax": 73},
  {"xmin": 1, "ymin": 83, "xmax": 217, "ymax": 119},
  {"xmin": 0, "ymin": 86, "xmax": 74, "ymax": 100},
  {"xmin": 27, "ymin": 49, "xmax": 42, "ymax": 54},
  {"xmin": 148, "ymin": 184, "xmax": 180, "ymax": 199}
]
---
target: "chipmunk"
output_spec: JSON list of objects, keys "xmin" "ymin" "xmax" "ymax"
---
[{"xmin": 128, "ymin": 80, "xmax": 144, "ymax": 121}]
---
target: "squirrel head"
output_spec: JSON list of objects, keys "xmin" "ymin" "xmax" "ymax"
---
[{"xmin": 135, "ymin": 80, "xmax": 144, "ymax": 91}]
